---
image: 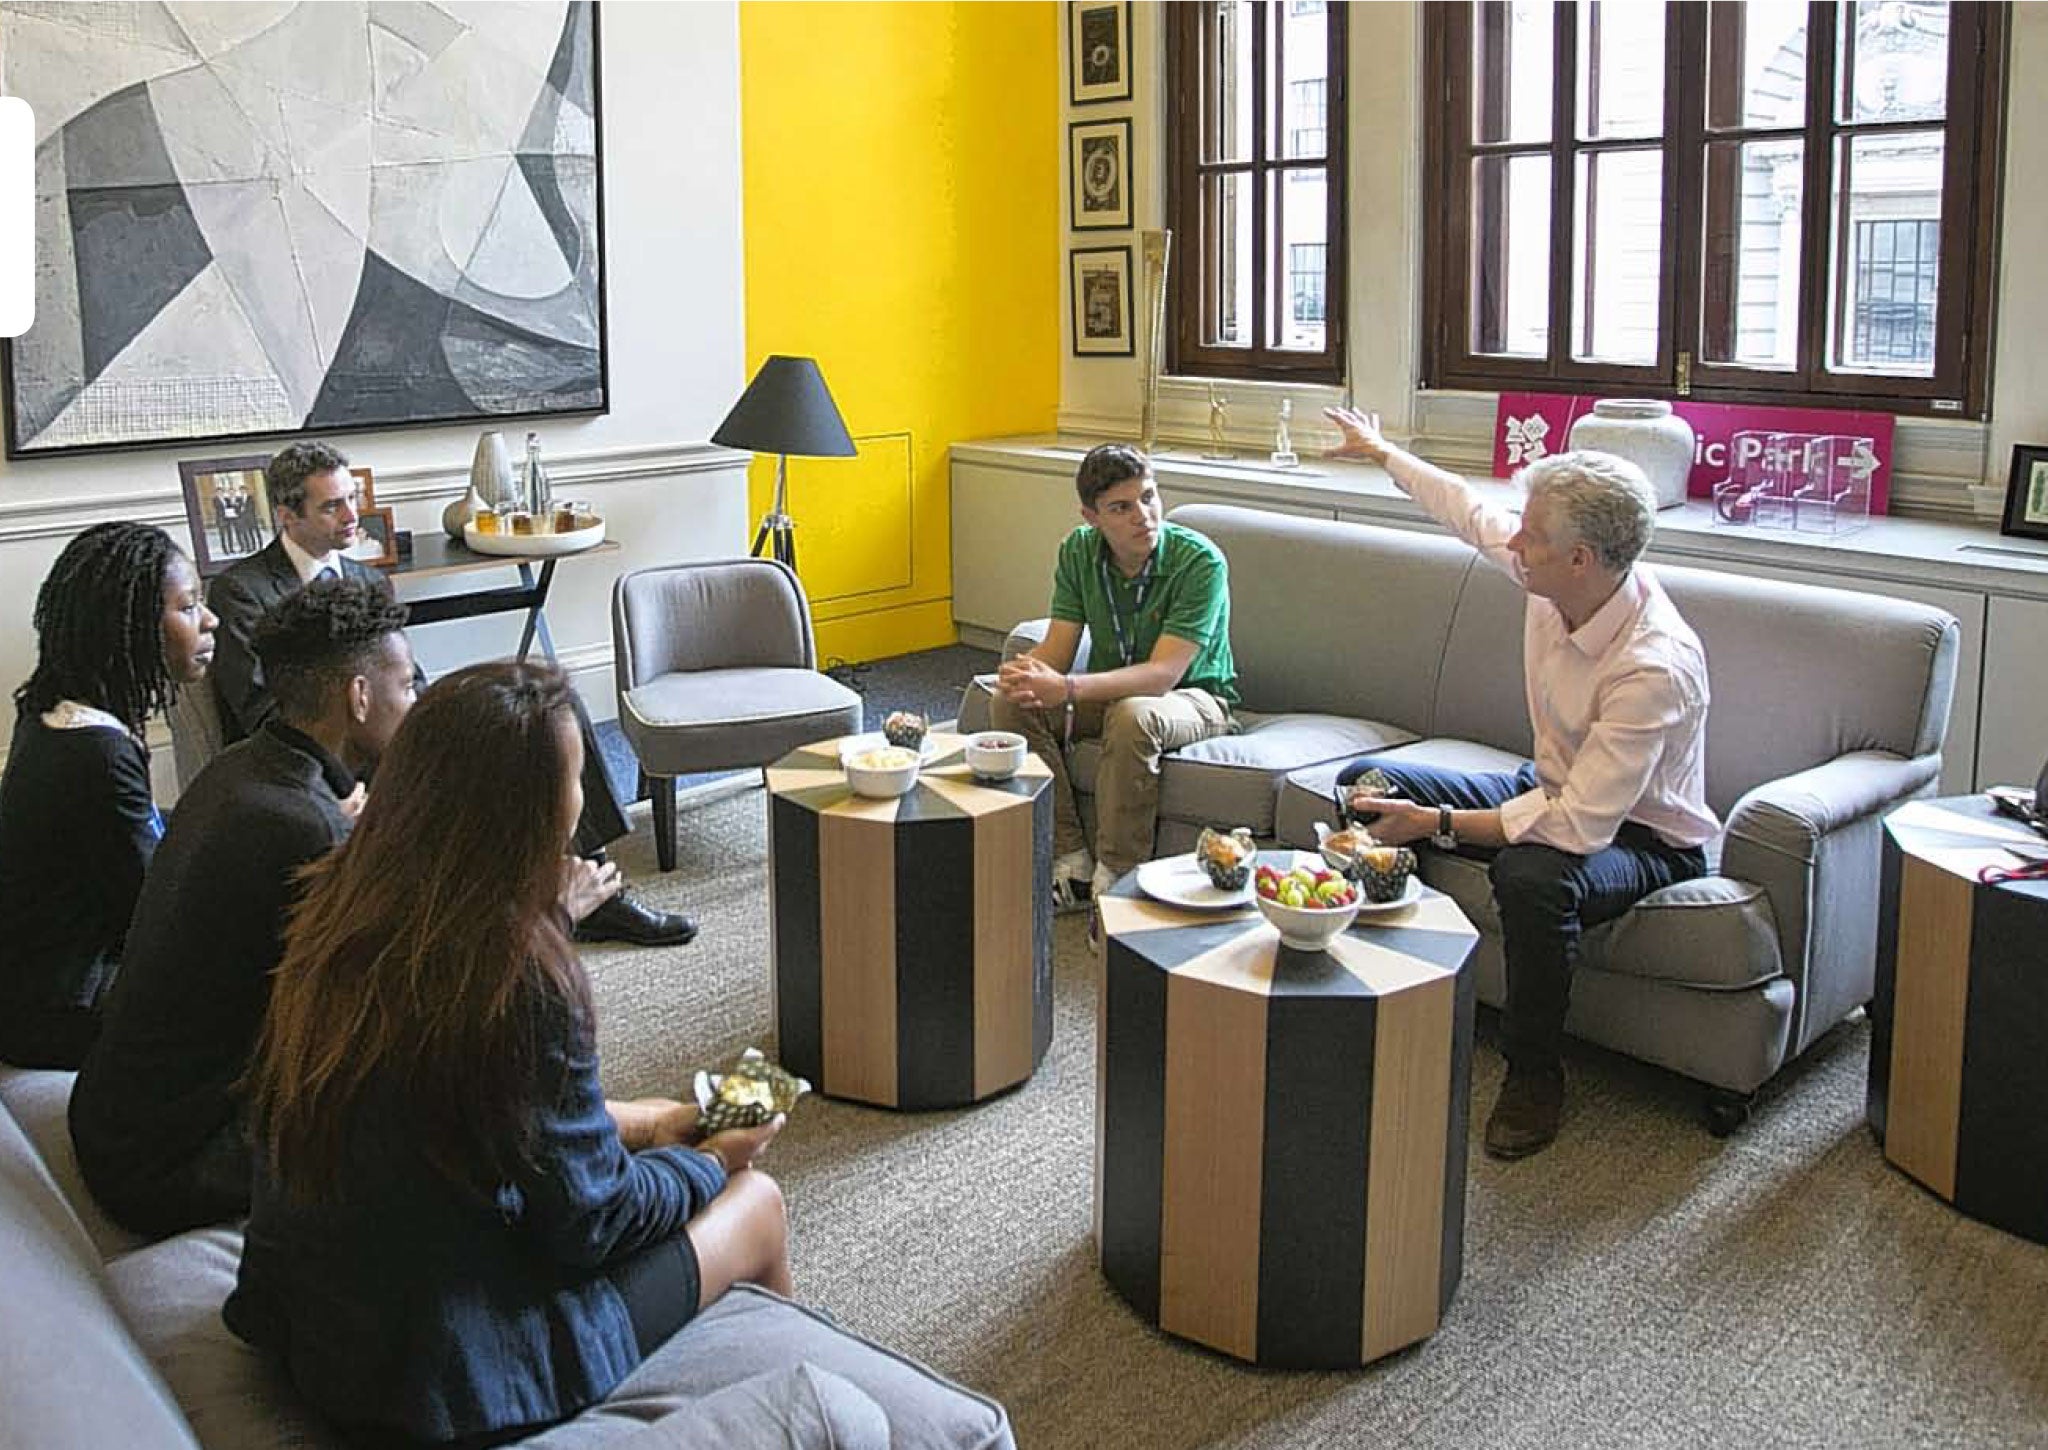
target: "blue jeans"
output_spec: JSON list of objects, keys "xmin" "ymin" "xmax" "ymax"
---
[{"xmin": 1337, "ymin": 755, "xmax": 1707, "ymax": 1071}]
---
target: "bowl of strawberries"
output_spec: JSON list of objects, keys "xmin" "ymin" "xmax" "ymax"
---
[{"xmin": 1253, "ymin": 858, "xmax": 1361, "ymax": 950}]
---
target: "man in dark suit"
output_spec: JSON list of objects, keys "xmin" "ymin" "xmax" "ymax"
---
[
  {"xmin": 70, "ymin": 580, "xmax": 416, "ymax": 1234},
  {"xmin": 206, "ymin": 441, "xmax": 693, "ymax": 947}
]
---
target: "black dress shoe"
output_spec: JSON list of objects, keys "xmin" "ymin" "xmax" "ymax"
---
[
  {"xmin": 575, "ymin": 891, "xmax": 698, "ymax": 947},
  {"xmin": 1483, "ymin": 1064, "xmax": 1564, "ymax": 1160}
]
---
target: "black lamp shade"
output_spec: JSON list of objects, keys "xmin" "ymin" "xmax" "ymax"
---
[{"xmin": 711, "ymin": 355, "xmax": 857, "ymax": 458}]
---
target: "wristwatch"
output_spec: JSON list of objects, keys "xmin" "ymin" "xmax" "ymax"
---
[{"xmin": 1431, "ymin": 805, "xmax": 1458, "ymax": 851}]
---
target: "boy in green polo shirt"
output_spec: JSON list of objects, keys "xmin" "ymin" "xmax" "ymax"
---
[{"xmin": 990, "ymin": 444, "xmax": 1239, "ymax": 909}]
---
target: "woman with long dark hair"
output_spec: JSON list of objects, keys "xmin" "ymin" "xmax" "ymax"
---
[
  {"xmin": 0, "ymin": 520, "xmax": 216, "ymax": 1067},
  {"xmin": 227, "ymin": 661, "xmax": 790, "ymax": 1446}
]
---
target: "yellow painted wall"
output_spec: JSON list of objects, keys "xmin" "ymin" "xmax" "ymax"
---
[{"xmin": 737, "ymin": 1, "xmax": 1060, "ymax": 664}]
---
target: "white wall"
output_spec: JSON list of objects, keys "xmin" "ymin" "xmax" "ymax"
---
[
  {"xmin": 1061, "ymin": 2, "xmax": 2036, "ymax": 516},
  {"xmin": 0, "ymin": 1, "xmax": 751, "ymax": 780}
]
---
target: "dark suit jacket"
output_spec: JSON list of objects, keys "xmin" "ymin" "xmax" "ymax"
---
[
  {"xmin": 69, "ymin": 722, "xmax": 356, "ymax": 1234},
  {"xmin": 206, "ymin": 539, "xmax": 393, "ymax": 743}
]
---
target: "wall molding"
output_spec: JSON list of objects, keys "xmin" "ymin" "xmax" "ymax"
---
[{"xmin": 0, "ymin": 440, "xmax": 747, "ymax": 544}]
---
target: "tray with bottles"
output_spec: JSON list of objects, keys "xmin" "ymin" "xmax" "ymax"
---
[{"xmin": 463, "ymin": 500, "xmax": 607, "ymax": 557}]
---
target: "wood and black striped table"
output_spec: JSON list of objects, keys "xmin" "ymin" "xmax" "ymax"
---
[
  {"xmin": 1870, "ymin": 796, "xmax": 2048, "ymax": 1245},
  {"xmin": 1094, "ymin": 854, "xmax": 1478, "ymax": 1368},
  {"xmin": 767, "ymin": 733, "xmax": 1053, "ymax": 1110}
]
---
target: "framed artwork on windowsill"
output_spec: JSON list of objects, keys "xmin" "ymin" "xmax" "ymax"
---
[
  {"xmin": 1069, "ymin": 1, "xmax": 1132, "ymax": 106},
  {"xmin": 2002, "ymin": 444, "xmax": 2048, "ymax": 542},
  {"xmin": 347, "ymin": 505, "xmax": 399, "ymax": 570},
  {"xmin": 1070, "ymin": 118, "xmax": 1132, "ymax": 231},
  {"xmin": 1071, "ymin": 246, "xmax": 1135, "ymax": 357}
]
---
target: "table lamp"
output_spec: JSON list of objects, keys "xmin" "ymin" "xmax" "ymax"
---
[{"xmin": 711, "ymin": 355, "xmax": 857, "ymax": 571}]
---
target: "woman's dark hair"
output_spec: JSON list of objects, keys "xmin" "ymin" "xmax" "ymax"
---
[
  {"xmin": 247, "ymin": 661, "xmax": 591, "ymax": 1204},
  {"xmin": 15, "ymin": 521, "xmax": 184, "ymax": 733}
]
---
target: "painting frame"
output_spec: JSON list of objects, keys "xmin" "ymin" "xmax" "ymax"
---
[
  {"xmin": 1, "ymin": 1, "xmax": 610, "ymax": 460},
  {"xmin": 1070, "ymin": 118, "xmax": 1133, "ymax": 231},
  {"xmin": 2001, "ymin": 444, "xmax": 2048, "ymax": 542},
  {"xmin": 348, "ymin": 505, "xmax": 399, "ymax": 570},
  {"xmin": 177, "ymin": 453, "xmax": 277, "ymax": 578},
  {"xmin": 1071, "ymin": 245, "xmax": 1135, "ymax": 357},
  {"xmin": 1069, "ymin": 1, "xmax": 1133, "ymax": 106}
]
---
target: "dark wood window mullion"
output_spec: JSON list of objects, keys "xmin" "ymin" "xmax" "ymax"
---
[
  {"xmin": 1675, "ymin": 1, "xmax": 1714, "ymax": 374},
  {"xmin": 1545, "ymin": 4, "xmax": 1579, "ymax": 383},
  {"xmin": 1792, "ymin": 0, "xmax": 1836, "ymax": 396},
  {"xmin": 1247, "ymin": 3, "xmax": 1268, "ymax": 368}
]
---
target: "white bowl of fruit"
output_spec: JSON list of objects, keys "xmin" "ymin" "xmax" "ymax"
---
[{"xmin": 1253, "ymin": 860, "xmax": 1361, "ymax": 950}]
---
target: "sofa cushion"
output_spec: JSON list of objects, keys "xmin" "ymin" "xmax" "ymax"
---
[
  {"xmin": 525, "ymin": 1286, "xmax": 1012, "ymax": 1449},
  {"xmin": 104, "ymin": 1226, "xmax": 343, "ymax": 1450},
  {"xmin": 0, "ymin": 1102, "xmax": 200, "ymax": 1450},
  {"xmin": 0, "ymin": 1067, "xmax": 149, "ymax": 1260},
  {"xmin": 574, "ymin": 1365, "xmax": 888, "ymax": 1450},
  {"xmin": 102, "ymin": 1227, "xmax": 1011, "ymax": 1450}
]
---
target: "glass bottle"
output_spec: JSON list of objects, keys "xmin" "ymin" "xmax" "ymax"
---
[{"xmin": 521, "ymin": 431, "xmax": 552, "ymax": 521}]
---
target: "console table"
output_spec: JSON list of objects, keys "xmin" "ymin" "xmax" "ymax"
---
[
  {"xmin": 1870, "ymin": 796, "xmax": 2048, "ymax": 1245},
  {"xmin": 386, "ymin": 535, "xmax": 620, "ymax": 662}
]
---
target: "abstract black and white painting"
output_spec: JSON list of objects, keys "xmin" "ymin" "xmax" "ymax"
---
[{"xmin": 2, "ymin": 1, "xmax": 607, "ymax": 458}]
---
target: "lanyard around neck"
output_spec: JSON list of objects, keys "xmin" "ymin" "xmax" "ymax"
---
[{"xmin": 1097, "ymin": 543, "xmax": 1157, "ymax": 668}]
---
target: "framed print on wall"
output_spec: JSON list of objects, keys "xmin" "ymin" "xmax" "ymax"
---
[
  {"xmin": 2002, "ymin": 444, "xmax": 2048, "ymax": 542},
  {"xmin": 1070, "ymin": 1, "xmax": 1133, "ymax": 106},
  {"xmin": 1, "ymin": 1, "xmax": 609, "ymax": 458},
  {"xmin": 1070, "ymin": 118, "xmax": 1133, "ymax": 231},
  {"xmin": 177, "ymin": 453, "xmax": 276, "ymax": 577},
  {"xmin": 1071, "ymin": 246, "xmax": 1134, "ymax": 357}
]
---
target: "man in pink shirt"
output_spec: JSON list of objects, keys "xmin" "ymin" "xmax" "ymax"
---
[{"xmin": 1325, "ymin": 407, "xmax": 1717, "ymax": 1159}]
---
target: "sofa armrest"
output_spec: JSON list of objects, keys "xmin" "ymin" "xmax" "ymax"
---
[
  {"xmin": 1720, "ymin": 749, "xmax": 1942, "ymax": 1051},
  {"xmin": 997, "ymin": 619, "xmax": 1092, "ymax": 672}
]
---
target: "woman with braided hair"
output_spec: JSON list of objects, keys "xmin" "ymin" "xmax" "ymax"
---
[{"xmin": 0, "ymin": 521, "xmax": 217, "ymax": 1067}]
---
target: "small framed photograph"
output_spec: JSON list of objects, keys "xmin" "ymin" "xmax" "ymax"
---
[
  {"xmin": 1070, "ymin": 117, "xmax": 1132, "ymax": 231},
  {"xmin": 349, "ymin": 465, "xmax": 378, "ymax": 511},
  {"xmin": 177, "ymin": 454, "xmax": 276, "ymax": 577},
  {"xmin": 1071, "ymin": 245, "xmax": 1135, "ymax": 357},
  {"xmin": 2002, "ymin": 445, "xmax": 2048, "ymax": 542},
  {"xmin": 1069, "ymin": 1, "xmax": 1132, "ymax": 106},
  {"xmin": 347, "ymin": 505, "xmax": 399, "ymax": 570}
]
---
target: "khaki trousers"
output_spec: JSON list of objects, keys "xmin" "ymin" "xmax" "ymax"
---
[{"xmin": 989, "ymin": 687, "xmax": 1234, "ymax": 876}]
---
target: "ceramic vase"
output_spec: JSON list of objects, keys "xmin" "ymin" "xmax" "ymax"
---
[
  {"xmin": 446, "ymin": 430, "xmax": 511, "ymax": 538},
  {"xmin": 1568, "ymin": 399, "xmax": 1695, "ymax": 510}
]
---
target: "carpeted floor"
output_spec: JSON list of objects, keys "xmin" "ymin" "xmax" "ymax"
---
[{"xmin": 586, "ymin": 788, "xmax": 2048, "ymax": 1450}]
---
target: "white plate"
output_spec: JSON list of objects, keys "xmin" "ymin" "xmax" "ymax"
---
[
  {"xmin": 837, "ymin": 732, "xmax": 943, "ymax": 765},
  {"xmin": 1352, "ymin": 875, "xmax": 1424, "ymax": 914},
  {"xmin": 463, "ymin": 517, "xmax": 607, "ymax": 556},
  {"xmin": 1134, "ymin": 854, "xmax": 1254, "ymax": 911}
]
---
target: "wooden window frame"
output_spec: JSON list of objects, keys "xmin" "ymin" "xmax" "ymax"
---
[
  {"xmin": 1165, "ymin": 1, "xmax": 1349, "ymax": 385},
  {"xmin": 1420, "ymin": 2, "xmax": 2007, "ymax": 419}
]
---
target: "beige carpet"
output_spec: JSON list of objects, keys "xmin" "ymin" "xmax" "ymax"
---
[{"xmin": 587, "ymin": 789, "xmax": 2048, "ymax": 1449}]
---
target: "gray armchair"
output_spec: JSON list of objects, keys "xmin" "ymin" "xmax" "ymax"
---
[{"xmin": 613, "ymin": 559, "xmax": 863, "ymax": 870}]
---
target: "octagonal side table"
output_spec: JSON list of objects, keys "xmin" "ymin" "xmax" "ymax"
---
[
  {"xmin": 767, "ymin": 732, "xmax": 1053, "ymax": 1110},
  {"xmin": 1094, "ymin": 854, "xmax": 1478, "ymax": 1368}
]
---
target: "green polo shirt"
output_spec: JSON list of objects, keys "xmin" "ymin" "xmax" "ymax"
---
[{"xmin": 1049, "ymin": 520, "xmax": 1239, "ymax": 707}]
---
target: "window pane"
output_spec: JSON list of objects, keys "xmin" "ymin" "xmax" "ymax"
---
[
  {"xmin": 1700, "ymin": 138, "xmax": 1803, "ymax": 368},
  {"xmin": 1469, "ymin": 153, "xmax": 1551, "ymax": 356},
  {"xmin": 1571, "ymin": 148, "xmax": 1663, "ymax": 364},
  {"xmin": 1277, "ymin": 7, "xmax": 1329, "ymax": 160},
  {"xmin": 1705, "ymin": 0, "xmax": 1807, "ymax": 131},
  {"xmin": 1268, "ymin": 171, "xmax": 1327, "ymax": 349},
  {"xmin": 1837, "ymin": 1, "xmax": 1949, "ymax": 125},
  {"xmin": 1576, "ymin": 0, "xmax": 1665, "ymax": 140},
  {"xmin": 1201, "ymin": 2, "xmax": 1255, "ymax": 164},
  {"xmin": 1201, "ymin": 172, "xmax": 1254, "ymax": 348},
  {"xmin": 1829, "ymin": 130, "xmax": 1943, "ymax": 375},
  {"xmin": 1472, "ymin": 0, "xmax": 1553, "ymax": 145}
]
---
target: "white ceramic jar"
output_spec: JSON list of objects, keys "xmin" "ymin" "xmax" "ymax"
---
[{"xmin": 1568, "ymin": 399, "xmax": 1696, "ymax": 510}]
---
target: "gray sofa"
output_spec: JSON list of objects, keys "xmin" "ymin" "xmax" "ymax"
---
[
  {"xmin": 0, "ymin": 1068, "xmax": 1013, "ymax": 1450},
  {"xmin": 961, "ymin": 503, "xmax": 1959, "ymax": 1128}
]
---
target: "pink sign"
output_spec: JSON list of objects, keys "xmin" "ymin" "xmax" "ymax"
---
[{"xmin": 1492, "ymin": 393, "xmax": 1895, "ymax": 513}]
